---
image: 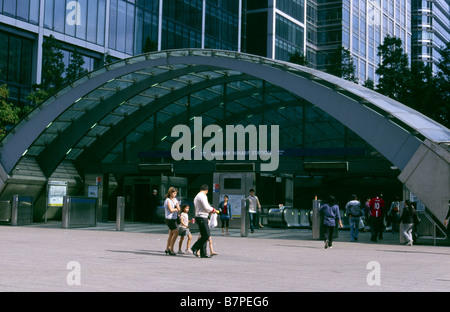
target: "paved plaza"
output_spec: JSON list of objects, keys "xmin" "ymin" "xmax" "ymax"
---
[{"xmin": 0, "ymin": 222, "xmax": 449, "ymax": 292}]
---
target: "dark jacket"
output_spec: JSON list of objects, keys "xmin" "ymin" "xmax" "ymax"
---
[
  {"xmin": 399, "ymin": 206, "xmax": 415, "ymax": 224},
  {"xmin": 345, "ymin": 200, "xmax": 363, "ymax": 217}
]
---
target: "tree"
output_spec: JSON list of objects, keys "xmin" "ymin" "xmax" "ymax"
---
[
  {"xmin": 363, "ymin": 78, "xmax": 375, "ymax": 90},
  {"xmin": 142, "ymin": 36, "xmax": 158, "ymax": 53},
  {"xmin": 435, "ymin": 42, "xmax": 450, "ymax": 127},
  {"xmin": 375, "ymin": 35, "xmax": 410, "ymax": 102},
  {"xmin": 288, "ymin": 50, "xmax": 307, "ymax": 66},
  {"xmin": 41, "ymin": 35, "xmax": 65, "ymax": 92},
  {"xmin": 0, "ymin": 84, "xmax": 20, "ymax": 140},
  {"xmin": 406, "ymin": 61, "xmax": 440, "ymax": 121},
  {"xmin": 327, "ymin": 46, "xmax": 358, "ymax": 83},
  {"xmin": 65, "ymin": 49, "xmax": 88, "ymax": 84}
]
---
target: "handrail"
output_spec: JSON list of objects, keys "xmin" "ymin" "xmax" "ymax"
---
[{"xmin": 416, "ymin": 210, "xmax": 447, "ymax": 246}]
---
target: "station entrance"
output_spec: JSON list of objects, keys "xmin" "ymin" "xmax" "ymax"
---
[{"xmin": 0, "ymin": 49, "xmax": 447, "ymax": 242}]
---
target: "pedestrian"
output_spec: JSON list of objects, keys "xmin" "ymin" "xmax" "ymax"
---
[
  {"xmin": 388, "ymin": 196, "xmax": 401, "ymax": 234},
  {"xmin": 164, "ymin": 187, "xmax": 180, "ymax": 255},
  {"xmin": 149, "ymin": 189, "xmax": 159, "ymax": 223},
  {"xmin": 218, "ymin": 195, "xmax": 233, "ymax": 236},
  {"xmin": 363, "ymin": 197, "xmax": 371, "ymax": 232},
  {"xmin": 369, "ymin": 194, "xmax": 385, "ymax": 242},
  {"xmin": 191, "ymin": 184, "xmax": 217, "ymax": 258},
  {"xmin": 399, "ymin": 200, "xmax": 418, "ymax": 246},
  {"xmin": 177, "ymin": 204, "xmax": 193, "ymax": 254},
  {"xmin": 345, "ymin": 194, "xmax": 363, "ymax": 242},
  {"xmin": 444, "ymin": 202, "xmax": 450, "ymax": 237},
  {"xmin": 246, "ymin": 189, "xmax": 261, "ymax": 233},
  {"xmin": 320, "ymin": 195, "xmax": 343, "ymax": 249},
  {"xmin": 444, "ymin": 203, "xmax": 450, "ymax": 227}
]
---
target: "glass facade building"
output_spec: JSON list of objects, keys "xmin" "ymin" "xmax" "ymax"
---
[
  {"xmin": 0, "ymin": 0, "xmax": 244, "ymax": 105},
  {"xmin": 1, "ymin": 0, "xmax": 449, "ymax": 106},
  {"xmin": 411, "ymin": 0, "xmax": 450, "ymax": 74},
  {"xmin": 247, "ymin": 0, "xmax": 417, "ymax": 84},
  {"xmin": 246, "ymin": 0, "xmax": 306, "ymax": 61}
]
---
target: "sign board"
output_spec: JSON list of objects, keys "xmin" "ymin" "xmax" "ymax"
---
[
  {"xmin": 48, "ymin": 181, "xmax": 67, "ymax": 207},
  {"xmin": 46, "ymin": 181, "xmax": 67, "ymax": 223},
  {"xmin": 219, "ymin": 194, "xmax": 245, "ymax": 218}
]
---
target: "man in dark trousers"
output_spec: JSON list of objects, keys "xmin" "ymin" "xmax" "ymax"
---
[
  {"xmin": 191, "ymin": 185, "xmax": 216, "ymax": 258},
  {"xmin": 369, "ymin": 194, "xmax": 385, "ymax": 242}
]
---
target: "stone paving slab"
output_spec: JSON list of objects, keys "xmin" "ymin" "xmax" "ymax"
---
[{"xmin": 0, "ymin": 223, "xmax": 449, "ymax": 292}]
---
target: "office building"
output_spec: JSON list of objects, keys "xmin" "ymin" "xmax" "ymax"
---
[
  {"xmin": 411, "ymin": 0, "xmax": 450, "ymax": 74},
  {"xmin": 0, "ymin": 0, "xmax": 244, "ymax": 105}
]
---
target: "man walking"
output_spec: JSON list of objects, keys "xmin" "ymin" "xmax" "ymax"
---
[
  {"xmin": 345, "ymin": 194, "xmax": 363, "ymax": 242},
  {"xmin": 369, "ymin": 194, "xmax": 385, "ymax": 242},
  {"xmin": 191, "ymin": 184, "xmax": 216, "ymax": 258}
]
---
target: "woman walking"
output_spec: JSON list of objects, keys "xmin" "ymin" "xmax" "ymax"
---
[
  {"xmin": 164, "ymin": 187, "xmax": 180, "ymax": 255},
  {"xmin": 320, "ymin": 195, "xmax": 343, "ymax": 249},
  {"xmin": 399, "ymin": 200, "xmax": 417, "ymax": 246}
]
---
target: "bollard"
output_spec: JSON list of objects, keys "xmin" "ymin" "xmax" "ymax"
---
[
  {"xmin": 312, "ymin": 199, "xmax": 322, "ymax": 239},
  {"xmin": 240, "ymin": 198, "xmax": 248, "ymax": 237},
  {"xmin": 11, "ymin": 195, "xmax": 19, "ymax": 226},
  {"xmin": 116, "ymin": 196, "xmax": 125, "ymax": 231}
]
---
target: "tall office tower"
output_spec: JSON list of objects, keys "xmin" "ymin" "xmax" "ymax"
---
[
  {"xmin": 246, "ymin": 0, "xmax": 306, "ymax": 62},
  {"xmin": 0, "ymin": 0, "xmax": 244, "ymax": 105},
  {"xmin": 411, "ymin": 0, "xmax": 450, "ymax": 74},
  {"xmin": 247, "ymin": 0, "xmax": 413, "ymax": 84}
]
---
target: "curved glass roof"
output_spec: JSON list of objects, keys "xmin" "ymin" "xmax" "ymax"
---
[{"xmin": 1, "ymin": 49, "xmax": 449, "ymax": 178}]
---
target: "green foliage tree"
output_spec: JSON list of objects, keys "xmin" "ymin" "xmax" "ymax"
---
[
  {"xmin": 363, "ymin": 78, "xmax": 375, "ymax": 90},
  {"xmin": 65, "ymin": 49, "xmax": 88, "ymax": 84},
  {"xmin": 435, "ymin": 42, "xmax": 450, "ymax": 127},
  {"xmin": 327, "ymin": 46, "xmax": 358, "ymax": 83},
  {"xmin": 375, "ymin": 36, "xmax": 449, "ymax": 128},
  {"xmin": 375, "ymin": 35, "xmax": 410, "ymax": 102},
  {"xmin": 143, "ymin": 36, "xmax": 158, "ymax": 53},
  {"xmin": 0, "ymin": 84, "xmax": 20, "ymax": 140},
  {"xmin": 288, "ymin": 50, "xmax": 308, "ymax": 66},
  {"xmin": 41, "ymin": 35, "xmax": 65, "ymax": 92}
]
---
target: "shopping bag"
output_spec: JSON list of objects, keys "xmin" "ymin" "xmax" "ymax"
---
[{"xmin": 209, "ymin": 213, "xmax": 218, "ymax": 228}]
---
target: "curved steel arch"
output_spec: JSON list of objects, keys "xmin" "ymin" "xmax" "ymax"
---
[{"xmin": 1, "ymin": 49, "xmax": 449, "ymax": 219}]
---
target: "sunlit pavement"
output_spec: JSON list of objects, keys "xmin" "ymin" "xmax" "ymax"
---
[{"xmin": 0, "ymin": 222, "xmax": 449, "ymax": 292}]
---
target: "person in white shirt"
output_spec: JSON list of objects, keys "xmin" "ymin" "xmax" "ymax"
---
[
  {"xmin": 247, "ymin": 189, "xmax": 261, "ymax": 233},
  {"xmin": 191, "ymin": 184, "xmax": 216, "ymax": 258},
  {"xmin": 164, "ymin": 187, "xmax": 180, "ymax": 256}
]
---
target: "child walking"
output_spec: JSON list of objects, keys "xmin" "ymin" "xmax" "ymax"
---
[{"xmin": 178, "ymin": 204, "xmax": 193, "ymax": 254}]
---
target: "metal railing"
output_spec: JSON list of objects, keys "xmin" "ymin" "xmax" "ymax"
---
[{"xmin": 416, "ymin": 210, "xmax": 447, "ymax": 246}]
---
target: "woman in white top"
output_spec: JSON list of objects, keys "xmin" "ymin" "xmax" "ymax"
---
[{"xmin": 164, "ymin": 187, "xmax": 180, "ymax": 255}]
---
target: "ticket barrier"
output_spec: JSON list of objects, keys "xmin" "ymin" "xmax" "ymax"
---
[
  {"xmin": 62, "ymin": 196, "xmax": 97, "ymax": 228},
  {"xmin": 268, "ymin": 206, "xmax": 301, "ymax": 228}
]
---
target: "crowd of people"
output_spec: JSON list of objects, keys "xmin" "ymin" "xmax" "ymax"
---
[
  {"xmin": 163, "ymin": 185, "xmax": 450, "ymax": 255},
  {"xmin": 321, "ymin": 193, "xmax": 424, "ymax": 249}
]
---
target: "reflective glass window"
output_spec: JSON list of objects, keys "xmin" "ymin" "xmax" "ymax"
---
[
  {"xmin": 54, "ymin": 0, "xmax": 66, "ymax": 34},
  {"xmin": 3, "ymin": 0, "xmax": 15, "ymax": 16},
  {"xmin": 29, "ymin": 0, "xmax": 39, "ymax": 24},
  {"xmin": 44, "ymin": 0, "xmax": 54, "ymax": 29},
  {"xmin": 87, "ymin": 0, "xmax": 99, "ymax": 43},
  {"xmin": 76, "ymin": 0, "xmax": 87, "ymax": 40},
  {"xmin": 16, "ymin": 0, "xmax": 30, "ymax": 22},
  {"xmin": 97, "ymin": 0, "xmax": 106, "ymax": 45}
]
